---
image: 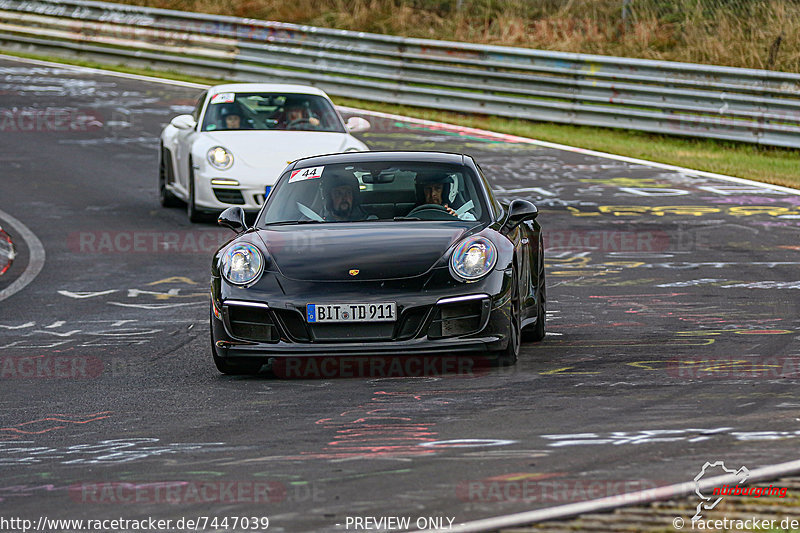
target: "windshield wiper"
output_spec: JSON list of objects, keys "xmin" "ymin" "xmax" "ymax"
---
[
  {"xmin": 263, "ymin": 220, "xmax": 324, "ymax": 226},
  {"xmin": 393, "ymin": 216, "xmax": 421, "ymax": 221}
]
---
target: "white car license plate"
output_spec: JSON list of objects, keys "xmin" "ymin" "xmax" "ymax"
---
[{"xmin": 306, "ymin": 302, "xmax": 396, "ymax": 323}]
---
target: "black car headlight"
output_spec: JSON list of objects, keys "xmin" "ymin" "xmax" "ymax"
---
[
  {"xmin": 221, "ymin": 243, "xmax": 264, "ymax": 286},
  {"xmin": 207, "ymin": 146, "xmax": 234, "ymax": 170},
  {"xmin": 450, "ymin": 236, "xmax": 497, "ymax": 282}
]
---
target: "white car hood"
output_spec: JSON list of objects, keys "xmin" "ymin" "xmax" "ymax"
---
[{"xmin": 202, "ymin": 131, "xmax": 357, "ymax": 173}]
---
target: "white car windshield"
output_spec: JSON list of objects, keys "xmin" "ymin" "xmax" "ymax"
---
[
  {"xmin": 201, "ymin": 92, "xmax": 345, "ymax": 133},
  {"xmin": 259, "ymin": 162, "xmax": 489, "ymax": 225}
]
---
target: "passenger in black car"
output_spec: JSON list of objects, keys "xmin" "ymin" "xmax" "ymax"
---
[{"xmin": 321, "ymin": 171, "xmax": 372, "ymax": 222}]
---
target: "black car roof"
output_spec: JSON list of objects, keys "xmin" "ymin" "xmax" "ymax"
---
[{"xmin": 289, "ymin": 151, "xmax": 468, "ymax": 169}]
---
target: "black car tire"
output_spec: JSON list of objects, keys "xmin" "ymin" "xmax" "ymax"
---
[
  {"xmin": 159, "ymin": 147, "xmax": 182, "ymax": 208},
  {"xmin": 494, "ymin": 268, "xmax": 521, "ymax": 366},
  {"xmin": 523, "ymin": 240, "xmax": 546, "ymax": 342}
]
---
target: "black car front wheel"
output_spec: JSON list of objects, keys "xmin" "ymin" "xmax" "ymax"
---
[
  {"xmin": 494, "ymin": 268, "xmax": 521, "ymax": 366},
  {"xmin": 523, "ymin": 241, "xmax": 546, "ymax": 342}
]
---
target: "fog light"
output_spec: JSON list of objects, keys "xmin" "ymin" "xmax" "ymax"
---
[{"xmin": 211, "ymin": 178, "xmax": 240, "ymax": 186}]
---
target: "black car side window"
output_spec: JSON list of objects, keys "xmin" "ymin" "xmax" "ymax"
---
[{"xmin": 476, "ymin": 164, "xmax": 502, "ymax": 220}]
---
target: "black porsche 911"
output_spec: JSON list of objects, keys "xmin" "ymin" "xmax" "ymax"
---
[{"xmin": 210, "ymin": 151, "xmax": 545, "ymax": 374}]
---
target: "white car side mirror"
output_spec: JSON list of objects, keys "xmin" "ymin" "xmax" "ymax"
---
[
  {"xmin": 346, "ymin": 116, "xmax": 371, "ymax": 134},
  {"xmin": 171, "ymin": 114, "xmax": 197, "ymax": 130}
]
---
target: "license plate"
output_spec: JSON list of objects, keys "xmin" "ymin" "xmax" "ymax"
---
[{"xmin": 306, "ymin": 302, "xmax": 396, "ymax": 323}]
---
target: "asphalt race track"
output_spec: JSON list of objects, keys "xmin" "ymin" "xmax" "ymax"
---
[{"xmin": 1, "ymin": 56, "xmax": 800, "ymax": 532}]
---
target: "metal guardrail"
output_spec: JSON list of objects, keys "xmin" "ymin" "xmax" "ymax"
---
[{"xmin": 1, "ymin": 0, "xmax": 799, "ymax": 147}]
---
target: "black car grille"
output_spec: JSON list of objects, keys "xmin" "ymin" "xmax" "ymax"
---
[
  {"xmin": 272, "ymin": 309, "xmax": 311, "ymax": 341},
  {"xmin": 227, "ymin": 305, "xmax": 278, "ymax": 342},
  {"xmin": 397, "ymin": 307, "xmax": 428, "ymax": 339},
  {"xmin": 226, "ymin": 302, "xmax": 482, "ymax": 344},
  {"xmin": 273, "ymin": 306, "xmax": 429, "ymax": 343},
  {"xmin": 213, "ymin": 188, "xmax": 245, "ymax": 205},
  {"xmin": 428, "ymin": 299, "xmax": 487, "ymax": 339}
]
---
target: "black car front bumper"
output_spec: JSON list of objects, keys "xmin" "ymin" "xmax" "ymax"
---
[{"xmin": 211, "ymin": 268, "xmax": 514, "ymax": 360}]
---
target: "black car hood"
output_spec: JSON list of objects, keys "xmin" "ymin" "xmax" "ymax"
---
[{"xmin": 256, "ymin": 222, "xmax": 476, "ymax": 281}]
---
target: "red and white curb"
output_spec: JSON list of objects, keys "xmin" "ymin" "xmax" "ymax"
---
[
  {"xmin": 417, "ymin": 458, "xmax": 800, "ymax": 533},
  {"xmin": 0, "ymin": 208, "xmax": 45, "ymax": 303}
]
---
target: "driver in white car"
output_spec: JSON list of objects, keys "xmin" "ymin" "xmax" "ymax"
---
[{"xmin": 282, "ymin": 101, "xmax": 320, "ymax": 129}]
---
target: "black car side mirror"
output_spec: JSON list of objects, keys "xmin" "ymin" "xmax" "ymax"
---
[
  {"xmin": 504, "ymin": 199, "xmax": 538, "ymax": 229},
  {"xmin": 218, "ymin": 206, "xmax": 247, "ymax": 233}
]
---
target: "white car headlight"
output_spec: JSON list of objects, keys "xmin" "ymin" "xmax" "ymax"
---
[
  {"xmin": 207, "ymin": 146, "xmax": 234, "ymax": 170},
  {"xmin": 221, "ymin": 243, "xmax": 264, "ymax": 286},
  {"xmin": 450, "ymin": 236, "xmax": 497, "ymax": 282}
]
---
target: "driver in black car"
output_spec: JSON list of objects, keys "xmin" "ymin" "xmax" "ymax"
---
[
  {"xmin": 414, "ymin": 173, "xmax": 476, "ymax": 220},
  {"xmin": 321, "ymin": 171, "xmax": 373, "ymax": 222}
]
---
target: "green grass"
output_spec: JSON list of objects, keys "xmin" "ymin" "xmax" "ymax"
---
[{"xmin": 3, "ymin": 48, "xmax": 798, "ymax": 189}]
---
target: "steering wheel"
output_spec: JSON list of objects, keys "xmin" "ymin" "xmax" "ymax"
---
[
  {"xmin": 407, "ymin": 203, "xmax": 457, "ymax": 219},
  {"xmin": 286, "ymin": 117, "xmax": 312, "ymax": 130}
]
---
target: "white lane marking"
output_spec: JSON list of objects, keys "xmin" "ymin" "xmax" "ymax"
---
[
  {"xmin": 0, "ymin": 321, "xmax": 35, "ymax": 329},
  {"xmin": 1, "ymin": 54, "xmax": 798, "ymax": 195},
  {"xmin": 108, "ymin": 302, "xmax": 204, "ymax": 309},
  {"xmin": 57, "ymin": 289, "xmax": 118, "ymax": 299},
  {"xmin": 0, "ymin": 208, "xmax": 46, "ymax": 303}
]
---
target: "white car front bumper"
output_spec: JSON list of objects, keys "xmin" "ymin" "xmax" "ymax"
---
[{"xmin": 194, "ymin": 169, "xmax": 276, "ymax": 213}]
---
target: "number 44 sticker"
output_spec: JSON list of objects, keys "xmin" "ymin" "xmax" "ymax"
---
[{"xmin": 289, "ymin": 166, "xmax": 324, "ymax": 183}]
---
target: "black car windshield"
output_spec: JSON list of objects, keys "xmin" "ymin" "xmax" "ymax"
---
[
  {"xmin": 259, "ymin": 162, "xmax": 490, "ymax": 225},
  {"xmin": 201, "ymin": 92, "xmax": 345, "ymax": 133}
]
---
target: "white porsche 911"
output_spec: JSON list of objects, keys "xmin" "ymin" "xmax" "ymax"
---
[{"xmin": 159, "ymin": 83, "xmax": 370, "ymax": 222}]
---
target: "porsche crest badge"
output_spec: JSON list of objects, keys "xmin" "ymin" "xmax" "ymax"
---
[{"xmin": 349, "ymin": 269, "xmax": 360, "ymax": 276}]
